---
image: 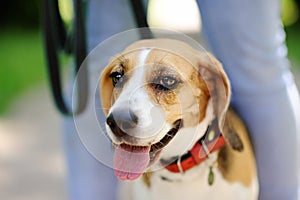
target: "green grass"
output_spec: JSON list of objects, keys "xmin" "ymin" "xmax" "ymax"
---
[
  {"xmin": 285, "ymin": 25, "xmax": 300, "ymax": 67},
  {"xmin": 0, "ymin": 28, "xmax": 46, "ymax": 114}
]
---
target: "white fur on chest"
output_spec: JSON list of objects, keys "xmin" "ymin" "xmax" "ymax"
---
[{"xmin": 118, "ymin": 162, "xmax": 258, "ymax": 200}]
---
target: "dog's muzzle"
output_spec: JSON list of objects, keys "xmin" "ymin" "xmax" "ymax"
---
[
  {"xmin": 107, "ymin": 112, "xmax": 183, "ymax": 180},
  {"xmin": 106, "ymin": 109, "xmax": 139, "ymax": 139}
]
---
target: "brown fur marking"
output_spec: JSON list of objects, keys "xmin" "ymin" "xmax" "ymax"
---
[
  {"xmin": 217, "ymin": 109, "xmax": 256, "ymax": 186},
  {"xmin": 142, "ymin": 172, "xmax": 153, "ymax": 188}
]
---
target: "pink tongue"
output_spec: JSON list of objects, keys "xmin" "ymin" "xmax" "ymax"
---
[{"xmin": 114, "ymin": 144, "xmax": 150, "ymax": 180}]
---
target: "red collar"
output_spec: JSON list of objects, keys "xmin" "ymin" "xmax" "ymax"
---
[{"xmin": 164, "ymin": 119, "xmax": 226, "ymax": 173}]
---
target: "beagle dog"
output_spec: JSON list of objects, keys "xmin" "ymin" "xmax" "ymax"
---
[{"xmin": 100, "ymin": 39, "xmax": 259, "ymax": 200}]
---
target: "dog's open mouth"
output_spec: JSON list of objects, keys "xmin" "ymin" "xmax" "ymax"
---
[{"xmin": 113, "ymin": 119, "xmax": 182, "ymax": 180}]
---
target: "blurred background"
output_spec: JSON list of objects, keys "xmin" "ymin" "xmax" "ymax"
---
[{"xmin": 0, "ymin": 0, "xmax": 299, "ymax": 199}]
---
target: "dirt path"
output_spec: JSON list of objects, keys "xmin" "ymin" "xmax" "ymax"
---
[{"xmin": 0, "ymin": 85, "xmax": 66, "ymax": 200}]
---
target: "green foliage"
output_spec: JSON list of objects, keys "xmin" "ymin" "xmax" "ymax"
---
[
  {"xmin": 0, "ymin": 0, "xmax": 41, "ymax": 28},
  {"xmin": 282, "ymin": 0, "xmax": 299, "ymax": 26},
  {"xmin": 0, "ymin": 28, "xmax": 46, "ymax": 114},
  {"xmin": 285, "ymin": 25, "xmax": 300, "ymax": 66},
  {"xmin": 58, "ymin": 0, "xmax": 74, "ymax": 26}
]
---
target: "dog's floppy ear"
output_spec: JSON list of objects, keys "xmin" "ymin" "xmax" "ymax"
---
[
  {"xmin": 223, "ymin": 109, "xmax": 244, "ymax": 151},
  {"xmin": 100, "ymin": 65, "xmax": 114, "ymax": 116},
  {"xmin": 197, "ymin": 53, "xmax": 243, "ymax": 151},
  {"xmin": 197, "ymin": 53, "xmax": 230, "ymax": 129}
]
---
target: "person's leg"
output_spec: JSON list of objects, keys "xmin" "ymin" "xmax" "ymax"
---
[
  {"xmin": 197, "ymin": 0, "xmax": 300, "ymax": 199},
  {"xmin": 63, "ymin": 118, "xmax": 118, "ymax": 200},
  {"xmin": 86, "ymin": 0, "xmax": 137, "ymax": 50},
  {"xmin": 63, "ymin": 1, "xmax": 136, "ymax": 200}
]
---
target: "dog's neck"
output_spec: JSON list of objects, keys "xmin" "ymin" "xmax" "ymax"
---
[
  {"xmin": 159, "ymin": 99, "xmax": 215, "ymax": 160},
  {"xmin": 163, "ymin": 119, "xmax": 225, "ymax": 173},
  {"xmin": 151, "ymin": 100, "xmax": 223, "ymax": 180}
]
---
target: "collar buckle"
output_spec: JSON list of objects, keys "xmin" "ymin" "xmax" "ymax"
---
[
  {"xmin": 176, "ymin": 156, "xmax": 184, "ymax": 174},
  {"xmin": 201, "ymin": 140, "xmax": 211, "ymax": 158}
]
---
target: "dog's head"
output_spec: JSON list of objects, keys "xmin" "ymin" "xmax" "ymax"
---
[{"xmin": 100, "ymin": 39, "xmax": 231, "ymax": 180}]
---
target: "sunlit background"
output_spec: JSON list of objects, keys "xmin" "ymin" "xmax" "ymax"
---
[{"xmin": 0, "ymin": 0, "xmax": 299, "ymax": 199}]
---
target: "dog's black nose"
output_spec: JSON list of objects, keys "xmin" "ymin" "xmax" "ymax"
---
[{"xmin": 106, "ymin": 109, "xmax": 138, "ymax": 137}]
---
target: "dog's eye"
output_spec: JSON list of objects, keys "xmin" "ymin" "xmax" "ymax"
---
[
  {"xmin": 153, "ymin": 76, "xmax": 179, "ymax": 91},
  {"xmin": 109, "ymin": 71, "xmax": 125, "ymax": 87}
]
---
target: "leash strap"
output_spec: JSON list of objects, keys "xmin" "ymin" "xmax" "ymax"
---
[
  {"xmin": 42, "ymin": 0, "xmax": 88, "ymax": 116},
  {"xmin": 129, "ymin": 0, "xmax": 153, "ymax": 39},
  {"xmin": 43, "ymin": 0, "xmax": 150, "ymax": 115}
]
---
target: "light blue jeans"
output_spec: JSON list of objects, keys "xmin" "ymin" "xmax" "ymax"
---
[{"xmin": 63, "ymin": 0, "xmax": 300, "ymax": 199}]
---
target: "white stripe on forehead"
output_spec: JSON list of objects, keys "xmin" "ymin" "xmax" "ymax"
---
[
  {"xmin": 123, "ymin": 48, "xmax": 152, "ymax": 91},
  {"xmin": 109, "ymin": 48, "xmax": 152, "ymax": 112},
  {"xmin": 139, "ymin": 48, "xmax": 152, "ymax": 66},
  {"xmin": 109, "ymin": 48, "xmax": 168, "ymax": 140}
]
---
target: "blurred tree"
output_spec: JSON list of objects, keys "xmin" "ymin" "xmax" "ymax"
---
[
  {"xmin": 0, "ymin": 0, "xmax": 40, "ymax": 28},
  {"xmin": 282, "ymin": 0, "xmax": 299, "ymax": 26}
]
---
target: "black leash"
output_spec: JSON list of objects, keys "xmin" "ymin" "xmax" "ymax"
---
[
  {"xmin": 42, "ymin": 0, "xmax": 88, "ymax": 116},
  {"xmin": 129, "ymin": 0, "xmax": 153, "ymax": 39},
  {"xmin": 42, "ymin": 0, "xmax": 150, "ymax": 115}
]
